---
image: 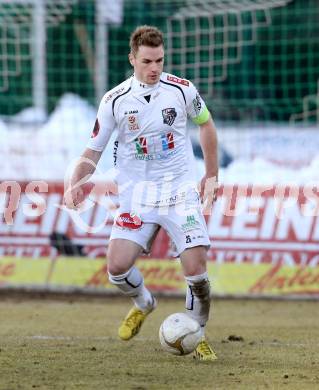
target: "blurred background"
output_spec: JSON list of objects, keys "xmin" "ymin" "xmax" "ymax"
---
[{"xmin": 0, "ymin": 0, "xmax": 318, "ymax": 297}]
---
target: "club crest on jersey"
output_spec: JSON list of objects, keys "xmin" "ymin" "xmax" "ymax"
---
[
  {"xmin": 128, "ymin": 115, "xmax": 139, "ymax": 131},
  {"xmin": 162, "ymin": 108, "xmax": 177, "ymax": 126},
  {"xmin": 91, "ymin": 119, "xmax": 100, "ymax": 138}
]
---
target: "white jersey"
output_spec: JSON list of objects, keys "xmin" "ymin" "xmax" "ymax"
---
[{"xmin": 87, "ymin": 72, "xmax": 210, "ymax": 206}]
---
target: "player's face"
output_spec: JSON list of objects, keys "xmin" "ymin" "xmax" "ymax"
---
[{"xmin": 130, "ymin": 45, "xmax": 164, "ymax": 85}]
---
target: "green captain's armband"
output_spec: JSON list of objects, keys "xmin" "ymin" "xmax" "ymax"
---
[{"xmin": 192, "ymin": 106, "xmax": 210, "ymax": 125}]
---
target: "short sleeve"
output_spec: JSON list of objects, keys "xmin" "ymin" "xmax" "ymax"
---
[
  {"xmin": 86, "ymin": 95, "xmax": 116, "ymax": 152},
  {"xmin": 185, "ymin": 82, "xmax": 210, "ymax": 125}
]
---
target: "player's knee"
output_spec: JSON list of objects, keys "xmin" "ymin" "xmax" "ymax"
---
[
  {"xmin": 108, "ymin": 263, "xmax": 134, "ymax": 276},
  {"xmin": 107, "ymin": 248, "xmax": 135, "ymax": 275},
  {"xmin": 106, "ymin": 257, "xmax": 130, "ymax": 276},
  {"xmin": 186, "ymin": 264, "xmax": 206, "ymax": 277},
  {"xmin": 181, "ymin": 246, "xmax": 208, "ymax": 276},
  {"xmin": 184, "ymin": 257, "xmax": 207, "ymax": 276}
]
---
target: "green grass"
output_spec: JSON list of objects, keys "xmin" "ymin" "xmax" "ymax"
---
[{"xmin": 0, "ymin": 296, "xmax": 318, "ymax": 390}]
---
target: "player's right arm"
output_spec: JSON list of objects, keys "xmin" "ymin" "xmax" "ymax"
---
[
  {"xmin": 64, "ymin": 89, "xmax": 117, "ymax": 209},
  {"xmin": 64, "ymin": 148, "xmax": 102, "ymax": 209}
]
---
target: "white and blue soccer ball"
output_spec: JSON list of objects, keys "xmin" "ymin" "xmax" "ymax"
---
[{"xmin": 159, "ymin": 313, "xmax": 201, "ymax": 355}]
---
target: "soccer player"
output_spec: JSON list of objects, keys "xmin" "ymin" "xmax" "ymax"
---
[{"xmin": 64, "ymin": 25, "xmax": 219, "ymax": 361}]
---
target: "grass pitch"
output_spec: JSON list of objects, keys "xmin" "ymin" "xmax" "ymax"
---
[{"xmin": 0, "ymin": 295, "xmax": 318, "ymax": 390}]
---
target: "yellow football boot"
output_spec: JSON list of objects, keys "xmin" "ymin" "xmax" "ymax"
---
[
  {"xmin": 118, "ymin": 298, "xmax": 156, "ymax": 341},
  {"xmin": 193, "ymin": 337, "xmax": 218, "ymax": 361}
]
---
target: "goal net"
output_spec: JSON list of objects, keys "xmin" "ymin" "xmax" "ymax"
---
[
  {"xmin": 1, "ymin": 0, "xmax": 318, "ymax": 124},
  {"xmin": 107, "ymin": 0, "xmax": 319, "ymax": 123}
]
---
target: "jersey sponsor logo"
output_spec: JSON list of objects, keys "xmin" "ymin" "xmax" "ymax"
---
[
  {"xmin": 167, "ymin": 75, "xmax": 189, "ymax": 87},
  {"xmin": 193, "ymin": 93, "xmax": 202, "ymax": 115},
  {"xmin": 135, "ymin": 149, "xmax": 178, "ymax": 161},
  {"xmin": 134, "ymin": 133, "xmax": 177, "ymax": 160},
  {"xmin": 104, "ymin": 87, "xmax": 125, "ymax": 103},
  {"xmin": 115, "ymin": 212, "xmax": 143, "ymax": 230},
  {"xmin": 91, "ymin": 119, "xmax": 100, "ymax": 138},
  {"xmin": 134, "ymin": 133, "xmax": 175, "ymax": 156},
  {"xmin": 128, "ymin": 115, "xmax": 139, "ymax": 131},
  {"xmin": 161, "ymin": 132, "xmax": 175, "ymax": 151},
  {"xmin": 162, "ymin": 107, "xmax": 177, "ymax": 126},
  {"xmin": 134, "ymin": 137, "xmax": 148, "ymax": 154}
]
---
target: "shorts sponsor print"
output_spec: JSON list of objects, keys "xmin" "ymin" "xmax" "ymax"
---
[
  {"xmin": 115, "ymin": 212, "xmax": 143, "ymax": 230},
  {"xmin": 181, "ymin": 214, "xmax": 201, "ymax": 232}
]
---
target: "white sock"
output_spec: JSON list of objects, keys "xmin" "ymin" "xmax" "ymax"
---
[
  {"xmin": 134, "ymin": 285, "xmax": 153, "ymax": 311},
  {"xmin": 108, "ymin": 266, "xmax": 153, "ymax": 311},
  {"xmin": 185, "ymin": 272, "xmax": 211, "ymax": 327}
]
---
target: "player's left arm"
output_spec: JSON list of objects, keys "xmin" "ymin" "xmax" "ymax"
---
[
  {"xmin": 198, "ymin": 115, "xmax": 219, "ymax": 206},
  {"xmin": 184, "ymin": 82, "xmax": 219, "ymax": 207}
]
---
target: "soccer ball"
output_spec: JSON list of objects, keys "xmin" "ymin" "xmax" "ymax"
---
[{"xmin": 159, "ymin": 313, "xmax": 201, "ymax": 355}]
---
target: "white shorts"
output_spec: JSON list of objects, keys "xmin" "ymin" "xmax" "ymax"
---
[{"xmin": 110, "ymin": 189, "xmax": 211, "ymax": 257}]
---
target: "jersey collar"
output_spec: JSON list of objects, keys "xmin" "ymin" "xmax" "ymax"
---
[{"xmin": 131, "ymin": 74, "xmax": 160, "ymax": 95}]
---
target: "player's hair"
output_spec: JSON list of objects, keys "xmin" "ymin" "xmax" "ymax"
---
[{"xmin": 130, "ymin": 25, "xmax": 164, "ymax": 56}]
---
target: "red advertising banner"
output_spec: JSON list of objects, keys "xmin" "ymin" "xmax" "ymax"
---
[
  {"xmin": 1, "ymin": 182, "xmax": 319, "ymax": 265},
  {"xmin": 207, "ymin": 185, "xmax": 319, "ymax": 267}
]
